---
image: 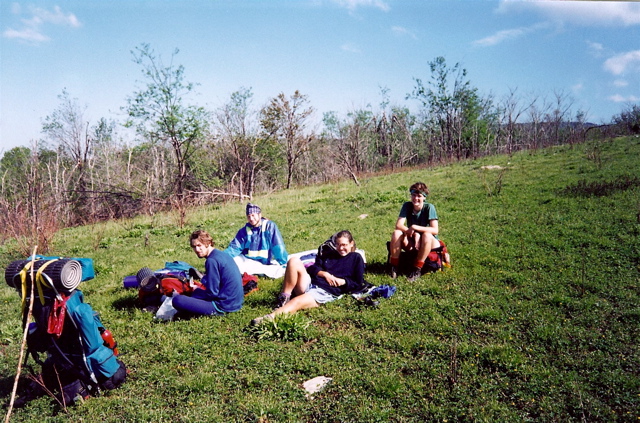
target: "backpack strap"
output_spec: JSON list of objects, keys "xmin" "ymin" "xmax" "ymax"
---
[{"xmin": 47, "ymin": 294, "xmax": 70, "ymax": 338}]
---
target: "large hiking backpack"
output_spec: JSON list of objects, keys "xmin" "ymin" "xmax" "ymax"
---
[
  {"xmin": 386, "ymin": 240, "xmax": 451, "ymax": 275},
  {"xmin": 27, "ymin": 290, "xmax": 126, "ymax": 404},
  {"xmin": 136, "ymin": 265, "xmax": 204, "ymax": 308},
  {"xmin": 5, "ymin": 258, "xmax": 126, "ymax": 405}
]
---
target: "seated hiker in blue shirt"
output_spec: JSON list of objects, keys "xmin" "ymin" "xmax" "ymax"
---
[
  {"xmin": 172, "ymin": 230, "xmax": 244, "ymax": 317},
  {"xmin": 251, "ymin": 230, "xmax": 366, "ymax": 325},
  {"xmin": 224, "ymin": 203, "xmax": 289, "ymax": 278}
]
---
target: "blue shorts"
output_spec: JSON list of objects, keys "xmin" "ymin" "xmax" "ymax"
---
[{"xmin": 305, "ymin": 283, "xmax": 342, "ymax": 304}]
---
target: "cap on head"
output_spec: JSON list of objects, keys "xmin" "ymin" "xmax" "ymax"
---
[{"xmin": 246, "ymin": 203, "xmax": 261, "ymax": 215}]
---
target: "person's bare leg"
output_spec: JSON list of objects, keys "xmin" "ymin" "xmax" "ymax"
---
[
  {"xmin": 389, "ymin": 229, "xmax": 405, "ymax": 261},
  {"xmin": 280, "ymin": 257, "xmax": 310, "ymax": 296},
  {"xmin": 273, "ymin": 293, "xmax": 319, "ymax": 316},
  {"xmin": 389, "ymin": 229, "xmax": 407, "ymax": 278},
  {"xmin": 252, "ymin": 293, "xmax": 319, "ymax": 325},
  {"xmin": 408, "ymin": 233, "xmax": 439, "ymax": 281},
  {"xmin": 416, "ymin": 233, "xmax": 440, "ymax": 262}
]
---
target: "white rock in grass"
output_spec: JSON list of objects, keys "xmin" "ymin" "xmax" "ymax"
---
[
  {"xmin": 358, "ymin": 214, "xmax": 368, "ymax": 219},
  {"xmin": 303, "ymin": 376, "xmax": 332, "ymax": 398}
]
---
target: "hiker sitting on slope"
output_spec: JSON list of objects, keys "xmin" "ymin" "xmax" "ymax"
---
[
  {"xmin": 171, "ymin": 230, "xmax": 244, "ymax": 317},
  {"xmin": 251, "ymin": 230, "xmax": 366, "ymax": 325},
  {"xmin": 388, "ymin": 181, "xmax": 441, "ymax": 282},
  {"xmin": 225, "ymin": 203, "xmax": 289, "ymax": 279}
]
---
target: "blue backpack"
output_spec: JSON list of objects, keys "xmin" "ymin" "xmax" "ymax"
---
[{"xmin": 27, "ymin": 289, "xmax": 126, "ymax": 404}]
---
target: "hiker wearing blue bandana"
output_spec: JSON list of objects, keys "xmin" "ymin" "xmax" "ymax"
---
[
  {"xmin": 388, "ymin": 182, "xmax": 440, "ymax": 282},
  {"xmin": 225, "ymin": 203, "xmax": 289, "ymax": 278}
]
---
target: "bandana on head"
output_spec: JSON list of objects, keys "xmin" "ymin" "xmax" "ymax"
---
[
  {"xmin": 410, "ymin": 189, "xmax": 428, "ymax": 197},
  {"xmin": 246, "ymin": 203, "xmax": 261, "ymax": 215}
]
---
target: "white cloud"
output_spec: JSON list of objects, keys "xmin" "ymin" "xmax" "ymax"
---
[
  {"xmin": 571, "ymin": 83, "xmax": 584, "ymax": 94},
  {"xmin": 29, "ymin": 5, "xmax": 81, "ymax": 28},
  {"xmin": 2, "ymin": 4, "xmax": 81, "ymax": 44},
  {"xmin": 604, "ymin": 50, "xmax": 640, "ymax": 75},
  {"xmin": 613, "ymin": 79, "xmax": 628, "ymax": 88},
  {"xmin": 391, "ymin": 26, "xmax": 417, "ymax": 40},
  {"xmin": 472, "ymin": 22, "xmax": 546, "ymax": 47},
  {"xmin": 498, "ymin": 0, "xmax": 640, "ymax": 27},
  {"xmin": 609, "ymin": 94, "xmax": 640, "ymax": 103},
  {"xmin": 3, "ymin": 27, "xmax": 50, "ymax": 43},
  {"xmin": 586, "ymin": 40, "xmax": 604, "ymax": 57},
  {"xmin": 332, "ymin": 0, "xmax": 390, "ymax": 12},
  {"xmin": 341, "ymin": 43, "xmax": 361, "ymax": 53}
]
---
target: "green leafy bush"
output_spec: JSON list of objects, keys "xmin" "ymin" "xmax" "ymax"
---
[{"xmin": 247, "ymin": 312, "xmax": 312, "ymax": 342}]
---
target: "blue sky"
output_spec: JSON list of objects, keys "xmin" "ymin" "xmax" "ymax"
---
[{"xmin": 1, "ymin": 0, "xmax": 639, "ymax": 153}]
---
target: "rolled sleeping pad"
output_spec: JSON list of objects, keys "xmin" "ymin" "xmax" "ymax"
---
[
  {"xmin": 4, "ymin": 259, "xmax": 31, "ymax": 289},
  {"xmin": 123, "ymin": 275, "xmax": 139, "ymax": 289},
  {"xmin": 34, "ymin": 255, "xmax": 95, "ymax": 282},
  {"xmin": 136, "ymin": 267, "xmax": 159, "ymax": 292},
  {"xmin": 4, "ymin": 258, "xmax": 83, "ymax": 293}
]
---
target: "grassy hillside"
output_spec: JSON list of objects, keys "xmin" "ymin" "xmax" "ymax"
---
[{"xmin": 1, "ymin": 137, "xmax": 639, "ymax": 422}]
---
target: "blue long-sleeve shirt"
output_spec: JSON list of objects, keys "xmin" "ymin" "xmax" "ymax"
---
[
  {"xmin": 201, "ymin": 249, "xmax": 244, "ymax": 312},
  {"xmin": 224, "ymin": 218, "xmax": 288, "ymax": 265}
]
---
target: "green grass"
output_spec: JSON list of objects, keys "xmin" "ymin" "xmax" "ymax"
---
[{"xmin": 1, "ymin": 137, "xmax": 639, "ymax": 422}]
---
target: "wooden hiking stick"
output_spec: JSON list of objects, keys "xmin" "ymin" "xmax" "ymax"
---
[{"xmin": 5, "ymin": 246, "xmax": 38, "ymax": 423}]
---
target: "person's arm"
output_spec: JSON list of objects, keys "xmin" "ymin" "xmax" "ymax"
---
[
  {"xmin": 202, "ymin": 255, "xmax": 222, "ymax": 298},
  {"xmin": 395, "ymin": 202, "xmax": 412, "ymax": 235},
  {"xmin": 342, "ymin": 254, "xmax": 365, "ymax": 291},
  {"xmin": 318, "ymin": 254, "xmax": 365, "ymax": 290},
  {"xmin": 224, "ymin": 227, "xmax": 245, "ymax": 258},
  {"xmin": 395, "ymin": 216, "xmax": 408, "ymax": 232},
  {"xmin": 409, "ymin": 219, "xmax": 438, "ymax": 236},
  {"xmin": 316, "ymin": 270, "xmax": 345, "ymax": 287},
  {"xmin": 407, "ymin": 203, "xmax": 439, "ymax": 237},
  {"xmin": 268, "ymin": 222, "xmax": 289, "ymax": 265}
]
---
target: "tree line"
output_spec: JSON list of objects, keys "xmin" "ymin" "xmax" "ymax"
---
[{"xmin": 2, "ymin": 44, "xmax": 639, "ymax": 253}]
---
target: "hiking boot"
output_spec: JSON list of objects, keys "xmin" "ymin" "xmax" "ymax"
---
[
  {"xmin": 363, "ymin": 296, "xmax": 380, "ymax": 308},
  {"xmin": 407, "ymin": 267, "xmax": 422, "ymax": 282},
  {"xmin": 275, "ymin": 293, "xmax": 290, "ymax": 309},
  {"xmin": 389, "ymin": 266, "xmax": 398, "ymax": 279}
]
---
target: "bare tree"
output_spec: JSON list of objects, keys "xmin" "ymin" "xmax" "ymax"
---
[
  {"xmin": 260, "ymin": 91, "xmax": 315, "ymax": 189},
  {"xmin": 410, "ymin": 56, "xmax": 491, "ymax": 160},
  {"xmin": 322, "ymin": 109, "xmax": 376, "ymax": 185},
  {"xmin": 42, "ymin": 89, "xmax": 94, "ymax": 224},
  {"xmin": 215, "ymin": 87, "xmax": 272, "ymax": 200},
  {"xmin": 124, "ymin": 43, "xmax": 210, "ymax": 222},
  {"xmin": 498, "ymin": 88, "xmax": 535, "ymax": 154}
]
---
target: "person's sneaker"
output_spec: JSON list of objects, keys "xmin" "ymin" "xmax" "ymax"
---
[
  {"xmin": 443, "ymin": 253, "xmax": 451, "ymax": 268},
  {"xmin": 389, "ymin": 266, "xmax": 398, "ymax": 279},
  {"xmin": 250, "ymin": 313, "xmax": 274, "ymax": 326},
  {"xmin": 275, "ymin": 293, "xmax": 290, "ymax": 309},
  {"xmin": 407, "ymin": 267, "xmax": 422, "ymax": 282}
]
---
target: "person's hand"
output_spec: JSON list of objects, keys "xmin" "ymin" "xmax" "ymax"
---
[
  {"xmin": 405, "ymin": 226, "xmax": 414, "ymax": 237},
  {"xmin": 189, "ymin": 267, "xmax": 203, "ymax": 280},
  {"xmin": 323, "ymin": 272, "xmax": 345, "ymax": 287}
]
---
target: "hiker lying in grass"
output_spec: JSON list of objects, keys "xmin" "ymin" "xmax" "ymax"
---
[
  {"xmin": 388, "ymin": 181, "xmax": 441, "ymax": 282},
  {"xmin": 251, "ymin": 230, "xmax": 366, "ymax": 325},
  {"xmin": 171, "ymin": 230, "xmax": 244, "ymax": 317},
  {"xmin": 224, "ymin": 203, "xmax": 289, "ymax": 279}
]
